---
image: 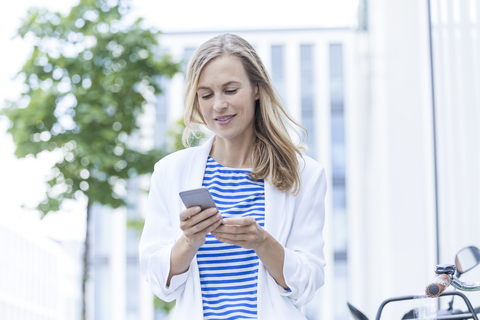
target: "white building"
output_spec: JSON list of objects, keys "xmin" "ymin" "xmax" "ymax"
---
[
  {"xmin": 350, "ymin": 0, "xmax": 480, "ymax": 318},
  {"xmin": 0, "ymin": 217, "xmax": 80, "ymax": 320}
]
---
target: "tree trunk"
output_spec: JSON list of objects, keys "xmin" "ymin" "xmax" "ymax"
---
[{"xmin": 82, "ymin": 198, "xmax": 92, "ymax": 320}]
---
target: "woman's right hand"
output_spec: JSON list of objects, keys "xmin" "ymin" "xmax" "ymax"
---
[
  {"xmin": 179, "ymin": 206, "xmax": 223, "ymax": 249},
  {"xmin": 167, "ymin": 207, "xmax": 222, "ymax": 285}
]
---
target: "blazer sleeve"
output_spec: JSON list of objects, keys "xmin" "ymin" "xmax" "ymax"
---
[
  {"xmin": 279, "ymin": 165, "xmax": 327, "ymax": 307},
  {"xmin": 139, "ymin": 162, "xmax": 189, "ymax": 302}
]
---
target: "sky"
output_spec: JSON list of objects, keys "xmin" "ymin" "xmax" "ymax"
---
[{"xmin": 0, "ymin": 0, "xmax": 358, "ymax": 242}]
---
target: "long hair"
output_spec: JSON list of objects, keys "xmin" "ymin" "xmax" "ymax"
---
[{"xmin": 183, "ymin": 33, "xmax": 307, "ymax": 195}]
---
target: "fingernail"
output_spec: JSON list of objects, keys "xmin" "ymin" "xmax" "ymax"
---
[
  {"xmin": 210, "ymin": 208, "xmax": 217, "ymax": 214},
  {"xmin": 223, "ymin": 218, "xmax": 229, "ymax": 224},
  {"xmin": 195, "ymin": 207, "xmax": 201, "ymax": 212}
]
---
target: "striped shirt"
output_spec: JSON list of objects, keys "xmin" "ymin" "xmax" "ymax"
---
[{"xmin": 197, "ymin": 156, "xmax": 265, "ymax": 320}]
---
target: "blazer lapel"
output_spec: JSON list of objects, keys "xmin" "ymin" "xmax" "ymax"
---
[
  {"xmin": 264, "ymin": 180, "xmax": 288, "ymax": 244},
  {"xmin": 183, "ymin": 135, "xmax": 215, "ymax": 190},
  {"xmin": 180, "ymin": 135, "xmax": 215, "ymax": 318}
]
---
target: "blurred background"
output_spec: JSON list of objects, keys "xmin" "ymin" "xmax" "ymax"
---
[{"xmin": 1, "ymin": 0, "xmax": 479, "ymax": 319}]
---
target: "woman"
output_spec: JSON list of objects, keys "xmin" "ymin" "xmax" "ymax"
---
[{"xmin": 139, "ymin": 33, "xmax": 326, "ymax": 320}]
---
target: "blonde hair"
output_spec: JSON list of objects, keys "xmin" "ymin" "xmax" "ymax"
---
[{"xmin": 183, "ymin": 33, "xmax": 307, "ymax": 195}]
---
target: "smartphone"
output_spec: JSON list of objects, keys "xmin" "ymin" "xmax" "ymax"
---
[{"xmin": 179, "ymin": 187, "xmax": 217, "ymax": 211}]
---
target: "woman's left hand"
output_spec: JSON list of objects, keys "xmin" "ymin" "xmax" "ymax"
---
[
  {"xmin": 211, "ymin": 217, "xmax": 266, "ymax": 249},
  {"xmin": 213, "ymin": 216, "xmax": 289, "ymax": 289}
]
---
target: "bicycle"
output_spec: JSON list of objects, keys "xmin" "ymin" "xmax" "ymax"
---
[{"xmin": 347, "ymin": 246, "xmax": 480, "ymax": 320}]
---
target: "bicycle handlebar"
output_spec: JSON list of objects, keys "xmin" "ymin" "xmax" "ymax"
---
[{"xmin": 426, "ymin": 274, "xmax": 452, "ymax": 297}]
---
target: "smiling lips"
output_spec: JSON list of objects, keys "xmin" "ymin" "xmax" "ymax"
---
[{"xmin": 214, "ymin": 114, "xmax": 236, "ymax": 125}]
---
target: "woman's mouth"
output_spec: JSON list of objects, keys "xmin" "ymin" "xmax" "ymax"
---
[{"xmin": 214, "ymin": 114, "xmax": 236, "ymax": 125}]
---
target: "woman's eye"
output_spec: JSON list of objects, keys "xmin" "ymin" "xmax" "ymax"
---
[
  {"xmin": 202, "ymin": 94, "xmax": 213, "ymax": 99},
  {"xmin": 226, "ymin": 89, "xmax": 237, "ymax": 94}
]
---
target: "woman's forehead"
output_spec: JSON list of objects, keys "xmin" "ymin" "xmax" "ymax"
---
[{"xmin": 197, "ymin": 56, "xmax": 248, "ymax": 88}]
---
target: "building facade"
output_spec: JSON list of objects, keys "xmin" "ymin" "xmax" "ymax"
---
[{"xmin": 348, "ymin": 0, "xmax": 480, "ymax": 317}]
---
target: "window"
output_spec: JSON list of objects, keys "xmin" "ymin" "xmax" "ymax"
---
[
  {"xmin": 154, "ymin": 76, "xmax": 170, "ymax": 148},
  {"xmin": 300, "ymin": 44, "xmax": 316, "ymax": 157},
  {"xmin": 329, "ymin": 43, "xmax": 348, "ymax": 320},
  {"xmin": 271, "ymin": 45, "xmax": 285, "ymax": 103}
]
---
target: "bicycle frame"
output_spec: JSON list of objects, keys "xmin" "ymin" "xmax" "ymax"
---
[{"xmin": 375, "ymin": 292, "xmax": 479, "ymax": 320}]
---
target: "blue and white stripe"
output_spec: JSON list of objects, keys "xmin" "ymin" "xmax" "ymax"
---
[{"xmin": 197, "ymin": 156, "xmax": 265, "ymax": 320}]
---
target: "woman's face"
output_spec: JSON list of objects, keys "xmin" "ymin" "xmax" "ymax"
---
[{"xmin": 196, "ymin": 55, "xmax": 259, "ymax": 143}]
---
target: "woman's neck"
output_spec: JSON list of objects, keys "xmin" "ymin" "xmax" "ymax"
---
[{"xmin": 210, "ymin": 134, "xmax": 255, "ymax": 168}]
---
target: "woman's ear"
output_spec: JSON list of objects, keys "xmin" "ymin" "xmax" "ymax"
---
[{"xmin": 254, "ymin": 84, "xmax": 260, "ymax": 100}]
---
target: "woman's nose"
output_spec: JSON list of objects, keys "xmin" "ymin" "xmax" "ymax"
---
[{"xmin": 213, "ymin": 96, "xmax": 228, "ymax": 112}]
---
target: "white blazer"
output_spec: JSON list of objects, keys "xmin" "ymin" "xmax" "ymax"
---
[{"xmin": 139, "ymin": 135, "xmax": 327, "ymax": 319}]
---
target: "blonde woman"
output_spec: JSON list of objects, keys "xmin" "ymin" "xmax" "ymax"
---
[{"xmin": 139, "ymin": 34, "xmax": 326, "ymax": 320}]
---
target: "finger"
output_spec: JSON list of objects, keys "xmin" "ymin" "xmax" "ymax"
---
[
  {"xmin": 189, "ymin": 215, "xmax": 222, "ymax": 238},
  {"xmin": 222, "ymin": 217, "xmax": 256, "ymax": 226},
  {"xmin": 190, "ymin": 212, "xmax": 222, "ymax": 235},
  {"xmin": 181, "ymin": 208, "xmax": 219, "ymax": 234},
  {"xmin": 214, "ymin": 236, "xmax": 250, "ymax": 247},
  {"xmin": 182, "ymin": 208, "xmax": 218, "ymax": 231},
  {"xmin": 213, "ymin": 232, "xmax": 249, "ymax": 241},
  {"xmin": 180, "ymin": 207, "xmax": 217, "ymax": 228},
  {"xmin": 212, "ymin": 225, "xmax": 249, "ymax": 235},
  {"xmin": 179, "ymin": 206, "xmax": 202, "ymax": 221},
  {"xmin": 198, "ymin": 219, "xmax": 223, "ymax": 237},
  {"xmin": 188, "ymin": 207, "xmax": 218, "ymax": 226}
]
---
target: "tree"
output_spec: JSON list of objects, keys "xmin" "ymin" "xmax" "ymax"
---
[{"xmin": 1, "ymin": 0, "xmax": 181, "ymax": 319}]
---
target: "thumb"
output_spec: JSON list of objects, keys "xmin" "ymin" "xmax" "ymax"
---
[{"xmin": 223, "ymin": 217, "xmax": 254, "ymax": 226}]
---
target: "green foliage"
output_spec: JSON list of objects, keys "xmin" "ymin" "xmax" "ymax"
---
[
  {"xmin": 126, "ymin": 216, "xmax": 145, "ymax": 235},
  {"xmin": 167, "ymin": 117, "xmax": 206, "ymax": 152},
  {"xmin": 1, "ymin": 0, "xmax": 181, "ymax": 216},
  {"xmin": 154, "ymin": 296, "xmax": 176, "ymax": 314}
]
